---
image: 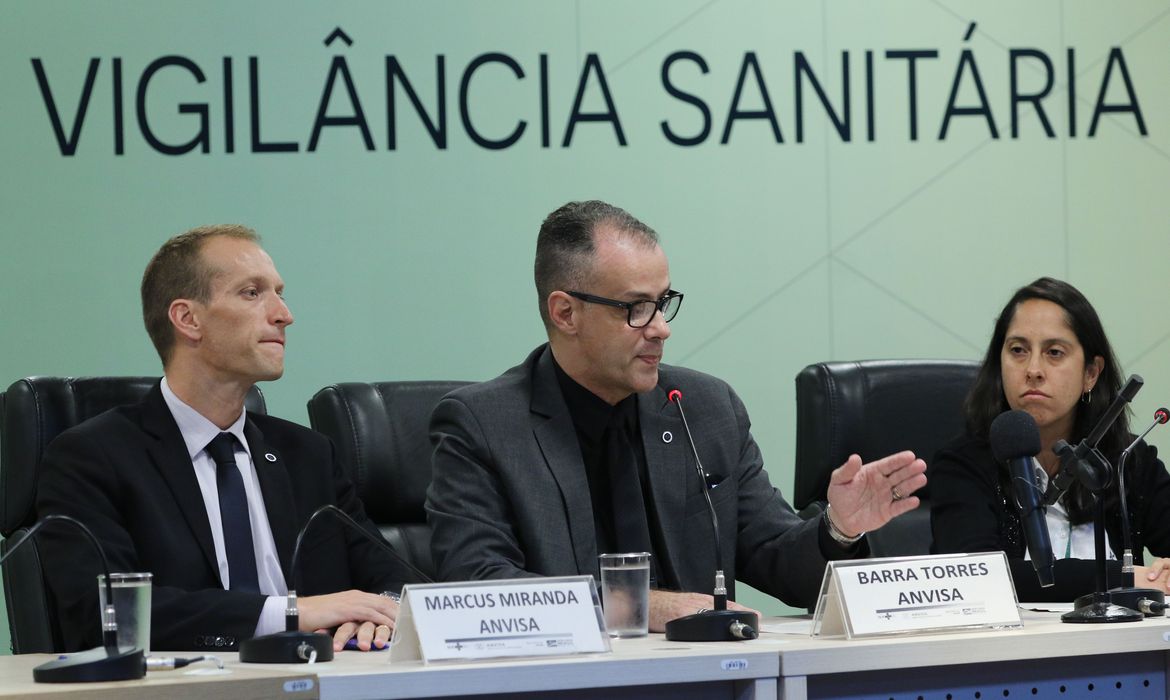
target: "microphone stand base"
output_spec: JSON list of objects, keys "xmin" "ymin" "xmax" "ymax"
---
[
  {"xmin": 239, "ymin": 631, "xmax": 334, "ymax": 663},
  {"xmin": 1061, "ymin": 593, "xmax": 1142, "ymax": 624},
  {"xmin": 33, "ymin": 646, "xmax": 146, "ymax": 683},
  {"xmin": 1075, "ymin": 587, "xmax": 1165, "ymax": 617},
  {"xmin": 665, "ymin": 610, "xmax": 759, "ymax": 641}
]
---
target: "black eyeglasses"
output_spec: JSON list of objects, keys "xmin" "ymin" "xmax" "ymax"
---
[{"xmin": 567, "ymin": 290, "xmax": 683, "ymax": 328}]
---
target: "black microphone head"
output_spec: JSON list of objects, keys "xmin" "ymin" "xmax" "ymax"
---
[{"xmin": 990, "ymin": 410, "xmax": 1042, "ymax": 462}]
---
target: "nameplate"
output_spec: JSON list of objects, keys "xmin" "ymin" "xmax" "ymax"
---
[
  {"xmin": 390, "ymin": 576, "xmax": 610, "ymax": 663},
  {"xmin": 811, "ymin": 552, "xmax": 1021, "ymax": 638}
]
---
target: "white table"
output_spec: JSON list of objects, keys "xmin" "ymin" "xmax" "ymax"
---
[
  {"xmin": 761, "ymin": 610, "xmax": 1170, "ymax": 699},
  {"xmin": 310, "ymin": 635, "xmax": 779, "ymax": 699},
  {"xmin": 0, "ymin": 637, "xmax": 778, "ymax": 700},
  {"xmin": 0, "ymin": 652, "xmax": 318, "ymax": 700},
  {"xmin": 6, "ymin": 611, "xmax": 1168, "ymax": 699}
]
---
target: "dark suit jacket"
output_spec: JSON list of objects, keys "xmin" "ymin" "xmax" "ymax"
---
[
  {"xmin": 426, "ymin": 345, "xmax": 858, "ymax": 608},
  {"xmin": 36, "ymin": 384, "xmax": 409, "ymax": 652},
  {"xmin": 931, "ymin": 433, "xmax": 1170, "ymax": 602}
]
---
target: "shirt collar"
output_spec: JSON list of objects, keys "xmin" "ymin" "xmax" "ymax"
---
[
  {"xmin": 1031, "ymin": 457, "xmax": 1068, "ymax": 517},
  {"xmin": 552, "ymin": 357, "xmax": 638, "ymax": 443},
  {"xmin": 160, "ymin": 376, "xmax": 251, "ymax": 460}
]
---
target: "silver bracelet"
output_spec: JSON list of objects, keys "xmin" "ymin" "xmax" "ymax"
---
[{"xmin": 824, "ymin": 504, "xmax": 864, "ymax": 546}]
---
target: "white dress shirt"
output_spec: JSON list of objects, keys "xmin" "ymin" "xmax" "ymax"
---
[{"xmin": 160, "ymin": 378, "xmax": 288, "ymax": 635}]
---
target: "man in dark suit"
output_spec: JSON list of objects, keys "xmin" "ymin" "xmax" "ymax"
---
[
  {"xmin": 37, "ymin": 225, "xmax": 406, "ymax": 652},
  {"xmin": 427, "ymin": 201, "xmax": 927, "ymax": 629}
]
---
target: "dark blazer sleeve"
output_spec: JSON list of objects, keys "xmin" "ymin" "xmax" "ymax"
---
[
  {"xmin": 930, "ymin": 437, "xmax": 1009, "ymax": 555},
  {"xmin": 37, "ymin": 424, "xmax": 264, "ymax": 652},
  {"xmin": 715, "ymin": 381, "xmax": 860, "ymax": 608},
  {"xmin": 1128, "ymin": 442, "xmax": 1170, "ymax": 560},
  {"xmin": 930, "ymin": 435, "xmax": 1120, "ymax": 602},
  {"xmin": 425, "ymin": 395, "xmax": 540, "ymax": 582}
]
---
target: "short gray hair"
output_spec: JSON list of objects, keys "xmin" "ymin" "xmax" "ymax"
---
[{"xmin": 533, "ymin": 200, "xmax": 658, "ymax": 327}]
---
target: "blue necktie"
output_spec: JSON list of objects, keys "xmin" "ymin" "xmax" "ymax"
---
[{"xmin": 206, "ymin": 433, "xmax": 260, "ymax": 593}]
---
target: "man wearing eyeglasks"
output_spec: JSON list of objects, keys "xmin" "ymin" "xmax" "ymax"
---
[{"xmin": 426, "ymin": 200, "xmax": 926, "ymax": 629}]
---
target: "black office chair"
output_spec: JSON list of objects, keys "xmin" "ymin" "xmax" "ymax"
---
[
  {"xmin": 0, "ymin": 376, "xmax": 265, "ymax": 654},
  {"xmin": 792, "ymin": 360, "xmax": 979, "ymax": 557},
  {"xmin": 307, "ymin": 381, "xmax": 471, "ymax": 582}
]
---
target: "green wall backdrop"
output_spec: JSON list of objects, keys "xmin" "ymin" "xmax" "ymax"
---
[{"xmin": 3, "ymin": 1, "xmax": 1169, "ymax": 654}]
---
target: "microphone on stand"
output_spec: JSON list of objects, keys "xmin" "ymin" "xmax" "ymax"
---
[
  {"xmin": 0, "ymin": 514, "xmax": 146, "ymax": 683},
  {"xmin": 239, "ymin": 504, "xmax": 433, "ymax": 663},
  {"xmin": 1049, "ymin": 375, "xmax": 1146, "ymax": 623},
  {"xmin": 1045, "ymin": 375, "xmax": 1143, "ymax": 506},
  {"xmin": 990, "ymin": 410, "xmax": 1055, "ymax": 588},
  {"xmin": 662, "ymin": 389, "xmax": 758, "ymax": 642},
  {"xmin": 1093, "ymin": 407, "xmax": 1170, "ymax": 616}
]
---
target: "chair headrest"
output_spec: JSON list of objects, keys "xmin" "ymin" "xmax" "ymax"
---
[
  {"xmin": 792, "ymin": 359, "xmax": 979, "ymax": 509},
  {"xmin": 307, "ymin": 381, "xmax": 471, "ymax": 525}
]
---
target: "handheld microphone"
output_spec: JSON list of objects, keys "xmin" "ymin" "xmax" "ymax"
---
[
  {"xmin": 1046, "ymin": 375, "xmax": 1143, "ymax": 505},
  {"xmin": 990, "ymin": 410, "xmax": 1055, "ymax": 588},
  {"xmin": 662, "ymin": 389, "xmax": 758, "ymax": 642},
  {"xmin": 239, "ymin": 504, "xmax": 433, "ymax": 663},
  {"xmin": 1114, "ymin": 407, "xmax": 1169, "ymax": 597},
  {"xmin": 0, "ymin": 514, "xmax": 146, "ymax": 683}
]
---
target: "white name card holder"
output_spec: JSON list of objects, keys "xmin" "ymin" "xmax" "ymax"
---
[
  {"xmin": 811, "ymin": 552, "xmax": 1022, "ymax": 639},
  {"xmin": 390, "ymin": 576, "xmax": 611, "ymax": 663}
]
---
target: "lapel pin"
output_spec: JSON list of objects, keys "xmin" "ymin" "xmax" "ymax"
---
[
  {"xmin": 264, "ymin": 453, "xmax": 277, "ymax": 462},
  {"xmin": 662, "ymin": 431, "xmax": 673, "ymax": 443}
]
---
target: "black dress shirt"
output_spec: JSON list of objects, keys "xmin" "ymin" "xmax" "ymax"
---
[{"xmin": 553, "ymin": 359, "xmax": 675, "ymax": 588}]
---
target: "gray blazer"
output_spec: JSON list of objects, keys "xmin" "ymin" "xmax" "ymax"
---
[{"xmin": 426, "ymin": 344, "xmax": 848, "ymax": 607}]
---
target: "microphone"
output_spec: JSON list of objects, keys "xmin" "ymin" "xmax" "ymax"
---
[
  {"xmin": 990, "ymin": 410, "xmax": 1055, "ymax": 588},
  {"xmin": 662, "ymin": 389, "xmax": 758, "ymax": 642},
  {"xmin": 0, "ymin": 514, "xmax": 146, "ymax": 683},
  {"xmin": 1107, "ymin": 407, "xmax": 1170, "ymax": 612},
  {"xmin": 1087, "ymin": 375, "xmax": 1144, "ymax": 447},
  {"xmin": 1047, "ymin": 377, "xmax": 1148, "ymax": 623},
  {"xmin": 239, "ymin": 504, "xmax": 433, "ymax": 663},
  {"xmin": 1046, "ymin": 375, "xmax": 1143, "ymax": 505}
]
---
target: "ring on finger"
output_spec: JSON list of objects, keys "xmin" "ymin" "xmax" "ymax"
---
[{"xmin": 891, "ymin": 485, "xmax": 904, "ymax": 501}]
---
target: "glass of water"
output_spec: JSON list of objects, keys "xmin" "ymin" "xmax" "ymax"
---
[
  {"xmin": 97, "ymin": 572, "xmax": 152, "ymax": 653},
  {"xmin": 598, "ymin": 552, "xmax": 650, "ymax": 638}
]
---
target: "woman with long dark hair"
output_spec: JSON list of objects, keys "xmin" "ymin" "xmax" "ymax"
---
[{"xmin": 931, "ymin": 277, "xmax": 1170, "ymax": 601}]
